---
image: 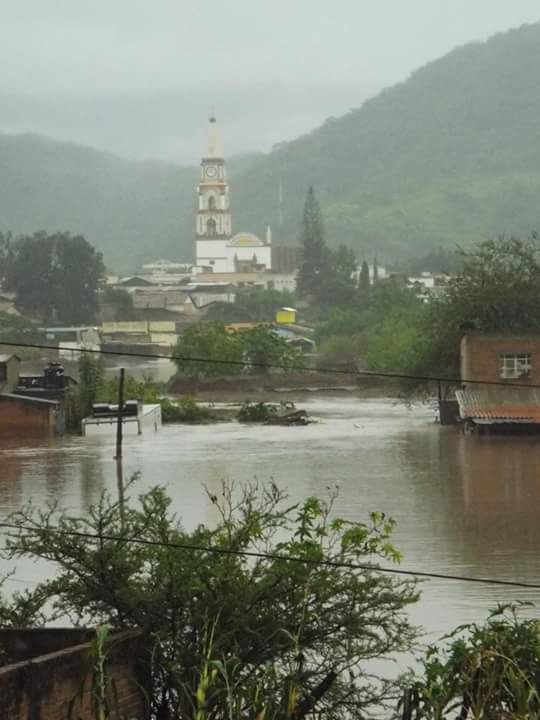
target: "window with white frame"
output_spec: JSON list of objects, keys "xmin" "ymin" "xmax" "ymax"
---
[{"xmin": 499, "ymin": 353, "xmax": 532, "ymax": 379}]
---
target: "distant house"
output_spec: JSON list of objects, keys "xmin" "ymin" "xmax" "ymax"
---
[
  {"xmin": 0, "ymin": 353, "xmax": 21, "ymax": 394},
  {"xmin": 456, "ymin": 333, "xmax": 540, "ymax": 430}
]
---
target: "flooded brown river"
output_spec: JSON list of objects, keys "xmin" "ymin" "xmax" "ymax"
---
[{"xmin": 2, "ymin": 396, "xmax": 540, "ymax": 654}]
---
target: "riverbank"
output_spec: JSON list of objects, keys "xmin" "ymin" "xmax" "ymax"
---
[{"xmin": 168, "ymin": 372, "xmax": 403, "ymax": 402}]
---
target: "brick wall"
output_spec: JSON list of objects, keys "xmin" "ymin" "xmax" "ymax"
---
[
  {"xmin": 0, "ymin": 629, "xmax": 148, "ymax": 720},
  {"xmin": 461, "ymin": 334, "xmax": 540, "ymax": 385}
]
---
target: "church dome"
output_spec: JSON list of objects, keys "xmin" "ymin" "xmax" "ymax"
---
[{"xmin": 228, "ymin": 232, "xmax": 264, "ymax": 247}]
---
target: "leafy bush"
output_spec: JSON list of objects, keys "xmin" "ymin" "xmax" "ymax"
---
[
  {"xmin": 160, "ymin": 396, "xmax": 215, "ymax": 423},
  {"xmin": 237, "ymin": 401, "xmax": 279, "ymax": 422},
  {"xmin": 4, "ymin": 481, "xmax": 418, "ymax": 719},
  {"xmin": 404, "ymin": 603, "xmax": 540, "ymax": 720}
]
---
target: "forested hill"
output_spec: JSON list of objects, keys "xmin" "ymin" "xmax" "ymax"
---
[
  {"xmin": 232, "ymin": 21, "xmax": 540, "ymax": 259},
  {"xmin": 0, "ymin": 132, "xmax": 200, "ymax": 271},
  {"xmin": 2, "ymin": 21, "xmax": 540, "ymax": 270},
  {"xmin": 0, "ymin": 133, "xmax": 262, "ymax": 271}
]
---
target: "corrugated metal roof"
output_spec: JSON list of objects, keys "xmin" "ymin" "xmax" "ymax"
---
[
  {"xmin": 0, "ymin": 354, "xmax": 19, "ymax": 362},
  {"xmin": 456, "ymin": 387, "xmax": 540, "ymax": 424}
]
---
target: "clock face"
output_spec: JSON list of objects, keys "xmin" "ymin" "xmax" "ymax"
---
[{"xmin": 205, "ymin": 165, "xmax": 217, "ymax": 178}]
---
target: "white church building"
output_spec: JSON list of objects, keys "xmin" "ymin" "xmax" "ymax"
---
[{"xmin": 194, "ymin": 116, "xmax": 272, "ymax": 274}]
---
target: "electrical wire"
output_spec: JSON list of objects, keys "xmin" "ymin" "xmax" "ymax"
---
[
  {"xmin": 1, "ymin": 522, "xmax": 539, "ymax": 590},
  {"xmin": 1, "ymin": 340, "xmax": 539, "ymax": 591},
  {"xmin": 0, "ymin": 339, "xmax": 536, "ymax": 391}
]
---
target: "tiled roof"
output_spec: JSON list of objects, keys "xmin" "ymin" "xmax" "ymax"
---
[{"xmin": 456, "ymin": 388, "xmax": 540, "ymax": 424}]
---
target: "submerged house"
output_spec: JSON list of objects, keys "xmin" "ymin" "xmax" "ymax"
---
[
  {"xmin": 456, "ymin": 333, "xmax": 540, "ymax": 431},
  {"xmin": 0, "ymin": 357, "xmax": 68, "ymax": 436}
]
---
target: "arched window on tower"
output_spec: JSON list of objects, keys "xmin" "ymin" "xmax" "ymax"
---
[
  {"xmin": 206, "ymin": 218, "xmax": 217, "ymax": 236},
  {"xmin": 208, "ymin": 195, "xmax": 216, "ymax": 210}
]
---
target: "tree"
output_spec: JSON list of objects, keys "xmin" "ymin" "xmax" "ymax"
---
[
  {"xmin": 99, "ymin": 287, "xmax": 136, "ymax": 321},
  {"xmin": 172, "ymin": 322, "xmax": 305, "ymax": 379},
  {"xmin": 240, "ymin": 325, "xmax": 304, "ymax": 373},
  {"xmin": 77, "ymin": 353, "xmax": 105, "ymax": 419},
  {"xmin": 0, "ymin": 231, "xmax": 13, "ymax": 282},
  {"xmin": 296, "ymin": 186, "xmax": 326, "ymax": 300},
  {"xmin": 331, "ymin": 244, "xmax": 356, "ymax": 282},
  {"xmin": 373, "ymin": 256, "xmax": 379, "ymax": 284},
  {"xmin": 172, "ymin": 322, "xmax": 244, "ymax": 379},
  {"xmin": 4, "ymin": 231, "xmax": 105, "ymax": 324},
  {"xmin": 405, "ymin": 604, "xmax": 540, "ymax": 719},
  {"xmin": 359, "ymin": 260, "xmax": 370, "ymax": 292},
  {"xmin": 415, "ymin": 234, "xmax": 540, "ymax": 381},
  {"xmin": 4, "ymin": 481, "xmax": 418, "ymax": 719},
  {"xmin": 206, "ymin": 288, "xmax": 296, "ymax": 323}
]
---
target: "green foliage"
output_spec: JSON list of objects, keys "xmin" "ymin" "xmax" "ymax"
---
[
  {"xmin": 3, "ymin": 481, "xmax": 418, "ymax": 719},
  {"xmin": 239, "ymin": 325, "xmax": 304, "ymax": 374},
  {"xmin": 99, "ymin": 286, "xmax": 136, "ymax": 321},
  {"xmin": 406, "ymin": 603, "xmax": 540, "ymax": 720},
  {"xmin": 439, "ymin": 234, "xmax": 540, "ymax": 334},
  {"xmin": 0, "ymin": 311, "xmax": 45, "ymax": 358},
  {"xmin": 205, "ymin": 288, "xmax": 296, "ymax": 323},
  {"xmin": 97, "ymin": 374, "xmax": 161, "ymax": 405},
  {"xmin": 173, "ymin": 322, "xmax": 244, "ymax": 379},
  {"xmin": 160, "ymin": 396, "xmax": 215, "ymax": 423},
  {"xmin": 3, "ymin": 231, "xmax": 105, "ymax": 323},
  {"xmin": 317, "ymin": 334, "xmax": 364, "ymax": 368},
  {"xmin": 331, "ymin": 244, "xmax": 356, "ymax": 282},
  {"xmin": 173, "ymin": 322, "xmax": 305, "ymax": 379},
  {"xmin": 314, "ymin": 282, "xmax": 424, "ymax": 373},
  {"xmin": 78, "ymin": 354, "xmax": 105, "ymax": 419},
  {"xmin": 5, "ymin": 23, "xmax": 540, "ymax": 272},
  {"xmin": 359, "ymin": 260, "xmax": 370, "ymax": 292},
  {"xmin": 296, "ymin": 186, "xmax": 327, "ymax": 300},
  {"xmin": 237, "ymin": 401, "xmax": 279, "ymax": 423},
  {"xmin": 296, "ymin": 186, "xmax": 357, "ymax": 312},
  {"xmin": 232, "ymin": 23, "xmax": 540, "ymax": 263}
]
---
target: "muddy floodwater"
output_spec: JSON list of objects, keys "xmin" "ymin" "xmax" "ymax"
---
[{"xmin": 1, "ymin": 397, "xmax": 540, "ymax": 650}]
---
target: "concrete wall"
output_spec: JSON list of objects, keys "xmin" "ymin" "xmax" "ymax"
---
[
  {"xmin": 0, "ymin": 629, "xmax": 147, "ymax": 720},
  {"xmin": 0, "ymin": 395, "xmax": 60, "ymax": 436},
  {"xmin": 0, "ymin": 355, "xmax": 21, "ymax": 393},
  {"xmin": 102, "ymin": 321, "xmax": 149, "ymax": 335},
  {"xmin": 461, "ymin": 334, "xmax": 540, "ymax": 385}
]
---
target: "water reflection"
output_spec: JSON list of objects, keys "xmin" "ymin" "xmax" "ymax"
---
[{"xmin": 0, "ymin": 398, "xmax": 539, "ymax": 638}]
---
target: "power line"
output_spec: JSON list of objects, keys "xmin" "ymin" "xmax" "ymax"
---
[
  {"xmin": 0, "ymin": 339, "xmax": 536, "ymax": 391},
  {"xmin": 1, "ymin": 522, "xmax": 539, "ymax": 590}
]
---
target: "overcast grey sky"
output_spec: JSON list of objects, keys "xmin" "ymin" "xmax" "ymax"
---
[{"xmin": 1, "ymin": 0, "xmax": 539, "ymax": 162}]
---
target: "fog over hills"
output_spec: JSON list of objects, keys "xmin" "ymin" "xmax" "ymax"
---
[{"xmin": 2, "ymin": 21, "xmax": 540, "ymax": 271}]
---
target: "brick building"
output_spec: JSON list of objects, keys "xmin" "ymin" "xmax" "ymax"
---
[
  {"xmin": 460, "ymin": 333, "xmax": 540, "ymax": 386},
  {"xmin": 457, "ymin": 333, "xmax": 540, "ymax": 429},
  {"xmin": 0, "ymin": 628, "xmax": 148, "ymax": 719}
]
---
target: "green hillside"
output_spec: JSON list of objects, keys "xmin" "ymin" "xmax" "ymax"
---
[
  {"xmin": 2, "ymin": 21, "xmax": 540, "ymax": 269},
  {"xmin": 0, "ymin": 132, "xmax": 199, "ymax": 271},
  {"xmin": 232, "ymin": 21, "xmax": 540, "ymax": 259}
]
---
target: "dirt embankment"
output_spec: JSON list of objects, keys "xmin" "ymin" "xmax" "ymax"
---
[{"xmin": 168, "ymin": 372, "xmax": 401, "ymax": 402}]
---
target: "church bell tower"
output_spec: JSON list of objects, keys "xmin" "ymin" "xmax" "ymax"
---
[{"xmin": 196, "ymin": 116, "xmax": 232, "ymax": 241}]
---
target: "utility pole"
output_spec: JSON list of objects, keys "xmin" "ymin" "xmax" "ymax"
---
[
  {"xmin": 115, "ymin": 368, "xmax": 125, "ymax": 460},
  {"xmin": 115, "ymin": 368, "xmax": 125, "ymax": 528}
]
